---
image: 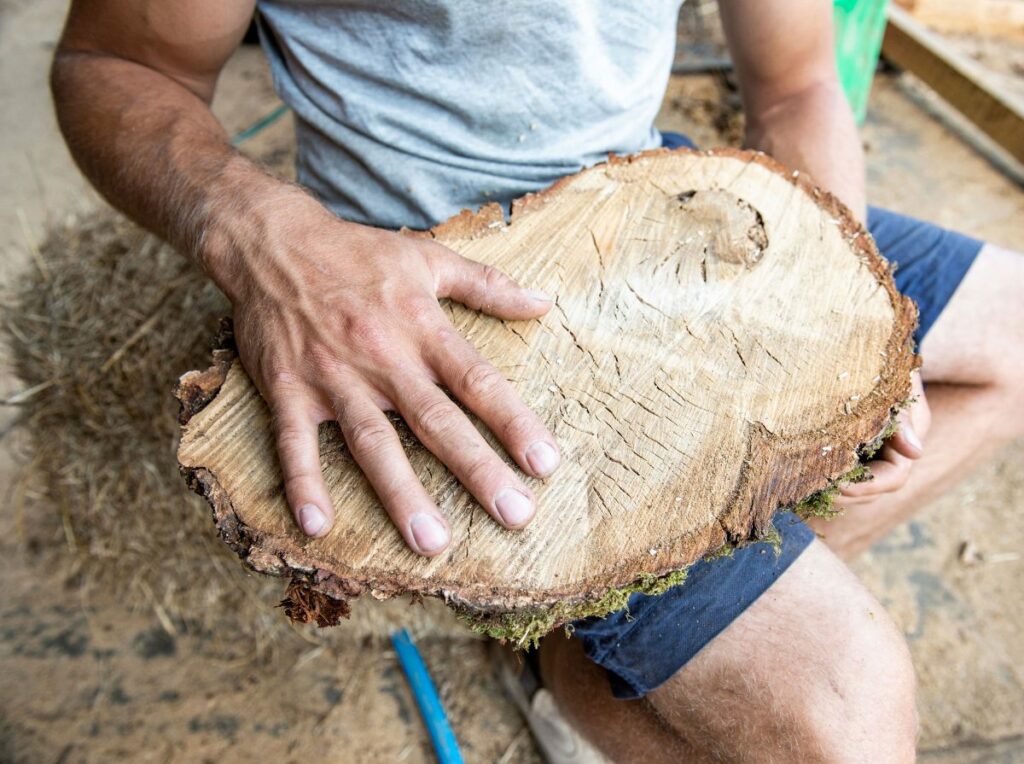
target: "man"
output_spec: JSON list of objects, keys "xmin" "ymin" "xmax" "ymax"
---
[{"xmin": 51, "ymin": 1, "xmax": 1022, "ymax": 760}]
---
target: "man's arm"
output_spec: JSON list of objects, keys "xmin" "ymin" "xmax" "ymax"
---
[
  {"xmin": 51, "ymin": 0, "xmax": 267, "ymax": 260},
  {"xmin": 719, "ymin": 0, "xmax": 867, "ymax": 220},
  {"xmin": 717, "ymin": 0, "xmax": 927, "ymax": 500},
  {"xmin": 52, "ymin": 1, "xmax": 561, "ymax": 555}
]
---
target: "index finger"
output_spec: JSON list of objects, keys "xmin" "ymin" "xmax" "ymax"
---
[
  {"xmin": 839, "ymin": 446, "xmax": 911, "ymax": 499},
  {"xmin": 424, "ymin": 329, "xmax": 560, "ymax": 479}
]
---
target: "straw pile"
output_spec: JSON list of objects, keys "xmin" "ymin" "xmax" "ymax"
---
[{"xmin": 2, "ymin": 211, "xmax": 464, "ymax": 658}]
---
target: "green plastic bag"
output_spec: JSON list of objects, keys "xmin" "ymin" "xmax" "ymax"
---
[{"xmin": 834, "ymin": 0, "xmax": 890, "ymax": 122}]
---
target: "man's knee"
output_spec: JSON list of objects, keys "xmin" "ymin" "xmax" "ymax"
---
[
  {"xmin": 650, "ymin": 542, "xmax": 918, "ymax": 762},
  {"xmin": 922, "ymin": 243, "xmax": 1024, "ymax": 414},
  {"xmin": 790, "ymin": 605, "xmax": 918, "ymax": 762},
  {"xmin": 725, "ymin": 603, "xmax": 917, "ymax": 763}
]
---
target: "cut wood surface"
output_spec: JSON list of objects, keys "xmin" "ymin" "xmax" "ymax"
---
[{"xmin": 177, "ymin": 149, "xmax": 917, "ymax": 633}]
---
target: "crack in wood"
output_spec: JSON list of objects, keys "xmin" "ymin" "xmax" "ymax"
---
[
  {"xmin": 722, "ymin": 324, "xmax": 749, "ymax": 370},
  {"xmin": 603, "ymin": 450, "xmax": 643, "ymax": 479},
  {"xmin": 625, "ymin": 280, "xmax": 674, "ymax": 321}
]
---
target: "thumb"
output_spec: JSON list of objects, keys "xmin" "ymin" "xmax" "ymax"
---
[
  {"xmin": 888, "ymin": 408, "xmax": 924, "ymax": 460},
  {"xmin": 429, "ymin": 243, "xmax": 552, "ymax": 320}
]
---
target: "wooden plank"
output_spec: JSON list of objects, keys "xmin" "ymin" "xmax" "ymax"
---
[
  {"xmin": 895, "ymin": 0, "xmax": 1024, "ymax": 40},
  {"xmin": 883, "ymin": 4, "xmax": 1024, "ymax": 164}
]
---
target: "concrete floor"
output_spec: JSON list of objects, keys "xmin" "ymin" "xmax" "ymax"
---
[{"xmin": 1, "ymin": 2, "xmax": 1022, "ymax": 762}]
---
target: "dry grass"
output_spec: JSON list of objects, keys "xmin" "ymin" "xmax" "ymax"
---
[{"xmin": 2, "ymin": 212, "xmax": 465, "ymax": 661}]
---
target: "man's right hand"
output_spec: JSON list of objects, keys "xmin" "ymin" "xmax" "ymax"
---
[
  {"xmin": 51, "ymin": 0, "xmax": 558, "ymax": 557},
  {"xmin": 219, "ymin": 190, "xmax": 561, "ymax": 556}
]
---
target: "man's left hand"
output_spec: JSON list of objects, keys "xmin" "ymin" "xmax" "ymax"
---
[{"xmin": 836, "ymin": 371, "xmax": 930, "ymax": 507}]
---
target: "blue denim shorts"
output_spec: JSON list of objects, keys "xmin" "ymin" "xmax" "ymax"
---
[{"xmin": 567, "ymin": 131, "xmax": 983, "ymax": 700}]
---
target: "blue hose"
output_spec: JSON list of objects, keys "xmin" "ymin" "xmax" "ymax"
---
[
  {"xmin": 390, "ymin": 629, "xmax": 464, "ymax": 764},
  {"xmin": 230, "ymin": 103, "xmax": 290, "ymax": 145}
]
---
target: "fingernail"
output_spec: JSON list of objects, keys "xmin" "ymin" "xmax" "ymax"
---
[
  {"xmin": 495, "ymin": 488, "xmax": 535, "ymax": 527},
  {"xmin": 298, "ymin": 504, "xmax": 327, "ymax": 537},
  {"xmin": 524, "ymin": 289, "xmax": 552, "ymax": 302},
  {"xmin": 526, "ymin": 441, "xmax": 560, "ymax": 477},
  {"xmin": 410, "ymin": 513, "xmax": 449, "ymax": 554},
  {"xmin": 904, "ymin": 423, "xmax": 923, "ymax": 453}
]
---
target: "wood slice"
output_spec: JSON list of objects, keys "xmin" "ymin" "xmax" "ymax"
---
[{"xmin": 177, "ymin": 148, "xmax": 917, "ymax": 642}]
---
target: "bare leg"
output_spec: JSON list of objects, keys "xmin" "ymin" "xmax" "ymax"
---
[
  {"xmin": 539, "ymin": 541, "xmax": 918, "ymax": 763},
  {"xmin": 808, "ymin": 244, "xmax": 1024, "ymax": 558}
]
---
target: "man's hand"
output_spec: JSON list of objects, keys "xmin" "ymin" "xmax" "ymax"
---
[
  {"xmin": 50, "ymin": 1, "xmax": 559, "ymax": 557},
  {"xmin": 223, "ymin": 191, "xmax": 560, "ymax": 555},
  {"xmin": 836, "ymin": 372, "xmax": 930, "ymax": 508}
]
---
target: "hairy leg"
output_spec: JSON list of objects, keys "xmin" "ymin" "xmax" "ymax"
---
[
  {"xmin": 809, "ymin": 244, "xmax": 1024, "ymax": 558},
  {"xmin": 539, "ymin": 541, "xmax": 918, "ymax": 763}
]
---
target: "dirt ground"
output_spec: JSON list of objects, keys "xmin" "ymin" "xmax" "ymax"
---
[{"xmin": 2, "ymin": 2, "xmax": 1022, "ymax": 762}]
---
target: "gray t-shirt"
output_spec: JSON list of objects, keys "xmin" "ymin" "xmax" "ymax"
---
[{"xmin": 257, "ymin": 0, "xmax": 682, "ymax": 229}]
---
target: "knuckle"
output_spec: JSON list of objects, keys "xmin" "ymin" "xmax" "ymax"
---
[
  {"xmin": 275, "ymin": 420, "xmax": 307, "ymax": 448},
  {"xmin": 458, "ymin": 360, "xmax": 505, "ymax": 400},
  {"xmin": 344, "ymin": 316, "xmax": 392, "ymax": 358},
  {"xmin": 432, "ymin": 325, "xmax": 464, "ymax": 351},
  {"xmin": 500, "ymin": 408, "xmax": 538, "ymax": 444},
  {"xmin": 414, "ymin": 397, "xmax": 458, "ymax": 440},
  {"xmin": 283, "ymin": 467, "xmax": 318, "ymax": 486},
  {"xmin": 268, "ymin": 368, "xmax": 305, "ymax": 393},
  {"xmin": 401, "ymin": 294, "xmax": 441, "ymax": 325},
  {"xmin": 463, "ymin": 451, "xmax": 501, "ymax": 489},
  {"xmin": 346, "ymin": 416, "xmax": 393, "ymax": 456},
  {"xmin": 480, "ymin": 264, "xmax": 506, "ymax": 293}
]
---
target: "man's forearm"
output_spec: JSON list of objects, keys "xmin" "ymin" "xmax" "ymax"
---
[
  {"xmin": 743, "ymin": 80, "xmax": 867, "ymax": 222},
  {"xmin": 51, "ymin": 50, "xmax": 295, "ymax": 299}
]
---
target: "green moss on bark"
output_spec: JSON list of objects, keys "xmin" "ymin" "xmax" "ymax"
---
[
  {"xmin": 463, "ymin": 569, "xmax": 690, "ymax": 649},
  {"xmin": 466, "ymin": 529, "xmax": 791, "ymax": 648},
  {"xmin": 759, "ymin": 524, "xmax": 783, "ymax": 556},
  {"xmin": 791, "ymin": 400, "xmax": 911, "ymax": 522},
  {"xmin": 790, "ymin": 462, "xmax": 868, "ymax": 521},
  {"xmin": 702, "ymin": 543, "xmax": 736, "ymax": 562}
]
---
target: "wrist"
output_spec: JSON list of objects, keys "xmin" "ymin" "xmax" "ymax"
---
[
  {"xmin": 195, "ymin": 158, "xmax": 327, "ymax": 304},
  {"xmin": 744, "ymin": 84, "xmax": 867, "ymax": 223}
]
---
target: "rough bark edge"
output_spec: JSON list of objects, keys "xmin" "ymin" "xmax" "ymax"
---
[
  {"xmin": 176, "ymin": 148, "xmax": 919, "ymax": 638},
  {"xmin": 279, "ymin": 579, "xmax": 352, "ymax": 627},
  {"xmin": 174, "ymin": 318, "xmax": 236, "ymax": 425}
]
